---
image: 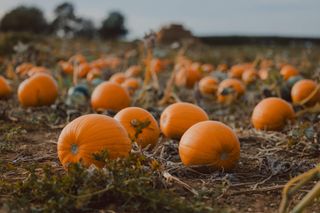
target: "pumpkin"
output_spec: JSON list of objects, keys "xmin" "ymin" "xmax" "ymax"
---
[
  {"xmin": 27, "ymin": 66, "xmax": 50, "ymax": 77},
  {"xmin": 18, "ymin": 73, "xmax": 58, "ymax": 107},
  {"xmin": 121, "ymin": 78, "xmax": 140, "ymax": 95},
  {"xmin": 258, "ymin": 68, "xmax": 269, "ymax": 80},
  {"xmin": 114, "ymin": 107, "xmax": 160, "ymax": 148},
  {"xmin": 179, "ymin": 120, "xmax": 240, "ymax": 170},
  {"xmin": 91, "ymin": 81, "xmax": 131, "ymax": 112},
  {"xmin": 291, "ymin": 79, "xmax": 320, "ymax": 106},
  {"xmin": 15, "ymin": 63, "xmax": 34, "ymax": 77},
  {"xmin": 59, "ymin": 61, "xmax": 73, "ymax": 75},
  {"xmin": 109, "ymin": 72, "xmax": 127, "ymax": 84},
  {"xmin": 217, "ymin": 63, "xmax": 228, "ymax": 72},
  {"xmin": 90, "ymin": 58, "xmax": 109, "ymax": 69},
  {"xmin": 125, "ymin": 65, "xmax": 141, "ymax": 77},
  {"xmin": 77, "ymin": 63, "xmax": 91, "ymax": 78},
  {"xmin": 251, "ymin": 97, "xmax": 295, "ymax": 131},
  {"xmin": 86, "ymin": 68, "xmax": 102, "ymax": 82},
  {"xmin": 242, "ymin": 69, "xmax": 257, "ymax": 84},
  {"xmin": 57, "ymin": 114, "xmax": 131, "ymax": 168},
  {"xmin": 280, "ymin": 65, "xmax": 299, "ymax": 80},
  {"xmin": 217, "ymin": 79, "xmax": 245, "ymax": 104},
  {"xmin": 229, "ymin": 63, "xmax": 252, "ymax": 79},
  {"xmin": 175, "ymin": 67, "xmax": 202, "ymax": 89},
  {"xmin": 201, "ymin": 64, "xmax": 214, "ymax": 73},
  {"xmin": 160, "ymin": 102, "xmax": 209, "ymax": 139},
  {"xmin": 198, "ymin": 76, "xmax": 218, "ymax": 95},
  {"xmin": 0, "ymin": 76, "xmax": 12, "ymax": 98}
]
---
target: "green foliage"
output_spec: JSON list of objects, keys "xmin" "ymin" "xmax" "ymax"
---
[
  {"xmin": 0, "ymin": 6, "xmax": 48, "ymax": 33},
  {"xmin": 1, "ymin": 153, "xmax": 213, "ymax": 213}
]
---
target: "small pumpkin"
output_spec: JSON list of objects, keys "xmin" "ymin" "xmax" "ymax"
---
[
  {"xmin": 15, "ymin": 63, "xmax": 34, "ymax": 77},
  {"xmin": 258, "ymin": 68, "xmax": 269, "ymax": 80},
  {"xmin": 0, "ymin": 76, "xmax": 12, "ymax": 98},
  {"xmin": 125, "ymin": 65, "xmax": 141, "ymax": 77},
  {"xmin": 242, "ymin": 69, "xmax": 257, "ymax": 84},
  {"xmin": 175, "ymin": 67, "xmax": 202, "ymax": 89},
  {"xmin": 59, "ymin": 61, "xmax": 73, "ymax": 75},
  {"xmin": 86, "ymin": 68, "xmax": 102, "ymax": 82},
  {"xmin": 121, "ymin": 78, "xmax": 140, "ymax": 95},
  {"xmin": 27, "ymin": 66, "xmax": 50, "ymax": 77},
  {"xmin": 90, "ymin": 58, "xmax": 109, "ymax": 69},
  {"xmin": 201, "ymin": 64, "xmax": 214, "ymax": 73},
  {"xmin": 77, "ymin": 63, "xmax": 91, "ymax": 78},
  {"xmin": 109, "ymin": 72, "xmax": 127, "ymax": 84},
  {"xmin": 114, "ymin": 107, "xmax": 160, "ymax": 148},
  {"xmin": 57, "ymin": 114, "xmax": 131, "ymax": 168},
  {"xmin": 291, "ymin": 79, "xmax": 320, "ymax": 106},
  {"xmin": 160, "ymin": 102, "xmax": 209, "ymax": 139},
  {"xmin": 217, "ymin": 79, "xmax": 245, "ymax": 104},
  {"xmin": 68, "ymin": 54, "xmax": 87, "ymax": 64},
  {"xmin": 251, "ymin": 97, "xmax": 295, "ymax": 131},
  {"xmin": 151, "ymin": 58, "xmax": 165, "ymax": 73},
  {"xmin": 217, "ymin": 63, "xmax": 228, "ymax": 72},
  {"xmin": 179, "ymin": 120, "xmax": 240, "ymax": 170},
  {"xmin": 18, "ymin": 73, "xmax": 58, "ymax": 107},
  {"xmin": 280, "ymin": 65, "xmax": 299, "ymax": 80},
  {"xmin": 229, "ymin": 63, "xmax": 252, "ymax": 79},
  {"xmin": 91, "ymin": 81, "xmax": 131, "ymax": 112},
  {"xmin": 198, "ymin": 76, "xmax": 218, "ymax": 95}
]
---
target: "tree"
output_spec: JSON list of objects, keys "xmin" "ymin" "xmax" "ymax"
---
[
  {"xmin": 0, "ymin": 6, "xmax": 48, "ymax": 33},
  {"xmin": 99, "ymin": 11, "xmax": 128, "ymax": 39}
]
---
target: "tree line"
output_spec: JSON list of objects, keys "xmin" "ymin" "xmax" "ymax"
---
[{"xmin": 0, "ymin": 2, "xmax": 128, "ymax": 39}]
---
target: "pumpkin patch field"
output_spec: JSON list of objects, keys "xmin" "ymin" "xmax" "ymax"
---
[{"xmin": 0, "ymin": 37, "xmax": 320, "ymax": 213}]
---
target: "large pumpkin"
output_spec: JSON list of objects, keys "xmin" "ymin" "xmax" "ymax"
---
[
  {"xmin": 91, "ymin": 81, "xmax": 131, "ymax": 112},
  {"xmin": 18, "ymin": 73, "xmax": 58, "ymax": 107},
  {"xmin": 0, "ymin": 76, "xmax": 12, "ymax": 98},
  {"xmin": 114, "ymin": 107, "xmax": 160, "ymax": 148},
  {"xmin": 251, "ymin": 97, "xmax": 295, "ymax": 131},
  {"xmin": 160, "ymin": 102, "xmax": 209, "ymax": 139},
  {"xmin": 179, "ymin": 121, "xmax": 240, "ymax": 170},
  {"xmin": 57, "ymin": 114, "xmax": 131, "ymax": 168},
  {"xmin": 291, "ymin": 79, "xmax": 320, "ymax": 106},
  {"xmin": 217, "ymin": 78, "xmax": 245, "ymax": 104}
]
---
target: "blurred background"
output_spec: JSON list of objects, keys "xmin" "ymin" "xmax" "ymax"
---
[{"xmin": 0, "ymin": 0, "xmax": 320, "ymax": 41}]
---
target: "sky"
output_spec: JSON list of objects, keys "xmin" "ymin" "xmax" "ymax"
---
[{"xmin": 0, "ymin": 0, "xmax": 320, "ymax": 39}]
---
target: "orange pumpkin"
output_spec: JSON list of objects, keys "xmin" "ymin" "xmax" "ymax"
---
[
  {"xmin": 90, "ymin": 58, "xmax": 109, "ymax": 69},
  {"xmin": 0, "ymin": 76, "xmax": 12, "ymax": 98},
  {"xmin": 258, "ymin": 68, "xmax": 269, "ymax": 80},
  {"xmin": 242, "ymin": 69, "xmax": 257, "ymax": 84},
  {"xmin": 27, "ymin": 66, "xmax": 50, "ymax": 77},
  {"xmin": 15, "ymin": 63, "xmax": 34, "ymax": 77},
  {"xmin": 217, "ymin": 63, "xmax": 228, "ymax": 72},
  {"xmin": 229, "ymin": 64, "xmax": 252, "ymax": 79},
  {"xmin": 18, "ymin": 73, "xmax": 58, "ymax": 107},
  {"xmin": 114, "ymin": 107, "xmax": 160, "ymax": 148},
  {"xmin": 109, "ymin": 72, "xmax": 127, "ymax": 84},
  {"xmin": 77, "ymin": 63, "xmax": 91, "ymax": 78},
  {"xmin": 125, "ymin": 65, "xmax": 142, "ymax": 77},
  {"xmin": 175, "ymin": 67, "xmax": 202, "ymax": 89},
  {"xmin": 179, "ymin": 121, "xmax": 240, "ymax": 170},
  {"xmin": 217, "ymin": 79, "xmax": 245, "ymax": 104},
  {"xmin": 198, "ymin": 76, "xmax": 218, "ymax": 95},
  {"xmin": 86, "ymin": 68, "xmax": 102, "ymax": 82},
  {"xmin": 291, "ymin": 79, "xmax": 320, "ymax": 106},
  {"xmin": 59, "ymin": 61, "xmax": 73, "ymax": 75},
  {"xmin": 160, "ymin": 102, "xmax": 209, "ymax": 139},
  {"xmin": 57, "ymin": 114, "xmax": 131, "ymax": 168},
  {"xmin": 121, "ymin": 78, "xmax": 140, "ymax": 95},
  {"xmin": 201, "ymin": 64, "xmax": 214, "ymax": 73},
  {"xmin": 91, "ymin": 81, "xmax": 131, "ymax": 112},
  {"xmin": 280, "ymin": 65, "xmax": 299, "ymax": 80},
  {"xmin": 251, "ymin": 97, "xmax": 295, "ymax": 131}
]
